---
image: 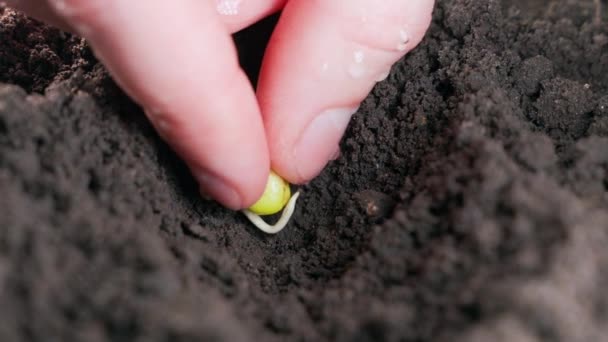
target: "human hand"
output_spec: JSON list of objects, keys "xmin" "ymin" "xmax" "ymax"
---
[{"xmin": 5, "ymin": 0, "xmax": 434, "ymax": 210}]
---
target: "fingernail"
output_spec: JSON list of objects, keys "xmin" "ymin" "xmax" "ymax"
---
[
  {"xmin": 294, "ymin": 107, "xmax": 359, "ymax": 180},
  {"xmin": 195, "ymin": 169, "xmax": 242, "ymax": 210}
]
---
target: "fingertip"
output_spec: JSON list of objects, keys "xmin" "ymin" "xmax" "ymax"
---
[
  {"xmin": 235, "ymin": 160, "xmax": 271, "ymax": 209},
  {"xmin": 272, "ymin": 106, "xmax": 359, "ymax": 184},
  {"xmin": 195, "ymin": 161, "xmax": 269, "ymax": 210},
  {"xmin": 195, "ymin": 168, "xmax": 245, "ymax": 210}
]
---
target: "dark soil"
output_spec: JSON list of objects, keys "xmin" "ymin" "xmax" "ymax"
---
[{"xmin": 1, "ymin": 0, "xmax": 608, "ymax": 341}]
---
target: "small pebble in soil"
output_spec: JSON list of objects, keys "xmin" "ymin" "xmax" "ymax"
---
[{"xmin": 354, "ymin": 190, "xmax": 396, "ymax": 220}]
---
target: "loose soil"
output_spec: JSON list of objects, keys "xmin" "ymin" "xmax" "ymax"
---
[{"xmin": 1, "ymin": 0, "xmax": 608, "ymax": 341}]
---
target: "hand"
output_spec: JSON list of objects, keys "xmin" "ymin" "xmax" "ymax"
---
[{"xmin": 5, "ymin": 0, "xmax": 434, "ymax": 209}]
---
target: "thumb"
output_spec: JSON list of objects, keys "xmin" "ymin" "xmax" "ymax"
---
[{"xmin": 257, "ymin": 0, "xmax": 434, "ymax": 183}]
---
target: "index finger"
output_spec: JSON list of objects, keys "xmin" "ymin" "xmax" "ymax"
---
[{"xmin": 47, "ymin": 0, "xmax": 270, "ymax": 209}]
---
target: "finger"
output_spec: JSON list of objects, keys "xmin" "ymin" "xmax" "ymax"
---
[
  {"xmin": 6, "ymin": 0, "xmax": 286, "ymax": 34},
  {"xmin": 45, "ymin": 0, "xmax": 271, "ymax": 209},
  {"xmin": 257, "ymin": 0, "xmax": 435, "ymax": 184}
]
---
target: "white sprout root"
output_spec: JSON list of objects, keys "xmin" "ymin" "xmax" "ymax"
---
[{"xmin": 241, "ymin": 192, "xmax": 300, "ymax": 234}]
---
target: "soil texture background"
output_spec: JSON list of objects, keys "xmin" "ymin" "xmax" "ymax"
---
[{"xmin": 1, "ymin": 0, "xmax": 608, "ymax": 341}]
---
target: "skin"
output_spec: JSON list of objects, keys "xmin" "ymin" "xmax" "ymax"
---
[{"xmin": 4, "ymin": 0, "xmax": 435, "ymax": 210}]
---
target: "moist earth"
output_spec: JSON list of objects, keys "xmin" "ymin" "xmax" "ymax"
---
[{"xmin": 1, "ymin": 0, "xmax": 608, "ymax": 341}]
